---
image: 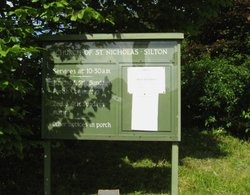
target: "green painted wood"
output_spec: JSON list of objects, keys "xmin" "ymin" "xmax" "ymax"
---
[
  {"xmin": 177, "ymin": 43, "xmax": 182, "ymax": 141},
  {"xmin": 171, "ymin": 142, "xmax": 179, "ymax": 195},
  {"xmin": 41, "ymin": 33, "xmax": 183, "ymax": 141},
  {"xmin": 42, "ymin": 33, "xmax": 182, "ymax": 195},
  {"xmin": 40, "ymin": 33, "xmax": 184, "ymax": 41},
  {"xmin": 44, "ymin": 141, "xmax": 51, "ymax": 195}
]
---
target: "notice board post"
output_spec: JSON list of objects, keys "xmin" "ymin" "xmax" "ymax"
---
[
  {"xmin": 44, "ymin": 140, "xmax": 51, "ymax": 195},
  {"xmin": 41, "ymin": 33, "xmax": 183, "ymax": 194}
]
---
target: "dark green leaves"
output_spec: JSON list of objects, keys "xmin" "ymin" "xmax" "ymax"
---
[{"xmin": 0, "ymin": 0, "xmax": 111, "ymax": 157}]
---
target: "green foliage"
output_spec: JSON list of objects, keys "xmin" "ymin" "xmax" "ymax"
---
[
  {"xmin": 0, "ymin": 30, "xmax": 41, "ymax": 157},
  {"xmin": 0, "ymin": 0, "xmax": 112, "ymax": 157},
  {"xmin": 0, "ymin": 0, "xmax": 246, "ymax": 161},
  {"xmin": 182, "ymin": 56, "xmax": 250, "ymax": 136},
  {"xmin": 0, "ymin": 0, "xmax": 235, "ymax": 158},
  {"xmin": 1, "ymin": 0, "xmax": 249, "ymax": 194},
  {"xmin": 84, "ymin": 0, "xmax": 233, "ymax": 34},
  {"xmin": 181, "ymin": 0, "xmax": 250, "ymax": 137}
]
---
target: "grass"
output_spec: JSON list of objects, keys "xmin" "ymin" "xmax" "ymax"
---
[
  {"xmin": 50, "ymin": 129, "xmax": 250, "ymax": 195},
  {"xmin": 179, "ymin": 130, "xmax": 250, "ymax": 195},
  {"xmin": 1, "ymin": 129, "xmax": 250, "ymax": 194}
]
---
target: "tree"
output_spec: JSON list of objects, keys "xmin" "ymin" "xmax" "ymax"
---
[
  {"xmin": 84, "ymin": 0, "xmax": 233, "ymax": 34},
  {"xmin": 181, "ymin": 0, "xmax": 250, "ymax": 136},
  {"xmin": 0, "ymin": 0, "xmax": 236, "ymax": 157},
  {"xmin": 0, "ymin": 0, "xmax": 111, "ymax": 157}
]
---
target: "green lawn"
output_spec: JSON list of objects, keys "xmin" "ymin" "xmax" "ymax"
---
[
  {"xmin": 1, "ymin": 129, "xmax": 249, "ymax": 194},
  {"xmin": 50, "ymin": 129, "xmax": 250, "ymax": 195},
  {"xmin": 179, "ymin": 130, "xmax": 250, "ymax": 195}
]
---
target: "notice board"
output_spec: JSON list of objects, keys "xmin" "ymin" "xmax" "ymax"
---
[{"xmin": 42, "ymin": 33, "xmax": 183, "ymax": 141}]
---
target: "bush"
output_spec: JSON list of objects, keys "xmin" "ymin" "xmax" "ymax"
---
[{"xmin": 182, "ymin": 56, "xmax": 250, "ymax": 137}]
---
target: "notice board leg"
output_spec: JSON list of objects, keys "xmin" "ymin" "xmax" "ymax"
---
[
  {"xmin": 44, "ymin": 140, "xmax": 51, "ymax": 195},
  {"xmin": 171, "ymin": 142, "xmax": 179, "ymax": 195}
]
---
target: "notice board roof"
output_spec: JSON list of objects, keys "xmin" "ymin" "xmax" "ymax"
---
[{"xmin": 40, "ymin": 33, "xmax": 184, "ymax": 41}]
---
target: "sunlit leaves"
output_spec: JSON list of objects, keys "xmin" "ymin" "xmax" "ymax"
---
[
  {"xmin": 43, "ymin": 0, "xmax": 69, "ymax": 9},
  {"xmin": 71, "ymin": 7, "xmax": 104, "ymax": 23},
  {"xmin": 8, "ymin": 6, "xmax": 38, "ymax": 19},
  {"xmin": 0, "ymin": 0, "xmax": 111, "ymax": 157},
  {"xmin": 0, "ymin": 81, "xmax": 9, "ymax": 90}
]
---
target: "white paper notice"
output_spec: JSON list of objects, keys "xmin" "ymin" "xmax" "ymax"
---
[{"xmin": 127, "ymin": 67, "xmax": 166, "ymax": 131}]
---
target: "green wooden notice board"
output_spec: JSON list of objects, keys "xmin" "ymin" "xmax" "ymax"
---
[{"xmin": 42, "ymin": 33, "xmax": 183, "ymax": 141}]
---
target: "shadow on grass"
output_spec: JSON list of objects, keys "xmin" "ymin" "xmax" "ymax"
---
[
  {"xmin": 0, "ymin": 147, "xmax": 44, "ymax": 195},
  {"xmin": 51, "ymin": 129, "xmax": 228, "ymax": 194},
  {"xmin": 52, "ymin": 141, "xmax": 172, "ymax": 195},
  {"xmin": 179, "ymin": 128, "xmax": 228, "ymax": 160},
  {"xmin": 0, "ymin": 128, "xmax": 228, "ymax": 195}
]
